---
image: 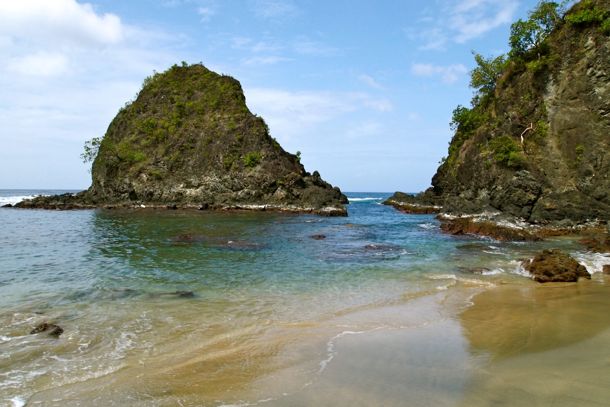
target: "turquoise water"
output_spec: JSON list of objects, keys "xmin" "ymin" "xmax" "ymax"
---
[{"xmin": 1, "ymin": 191, "xmax": 608, "ymax": 406}]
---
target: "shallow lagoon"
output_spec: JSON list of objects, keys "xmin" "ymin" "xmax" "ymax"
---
[{"xmin": 1, "ymin": 193, "xmax": 608, "ymax": 406}]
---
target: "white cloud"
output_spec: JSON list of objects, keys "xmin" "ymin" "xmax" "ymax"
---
[
  {"xmin": 451, "ymin": 0, "xmax": 518, "ymax": 43},
  {"xmin": 413, "ymin": 0, "xmax": 518, "ymax": 50},
  {"xmin": 293, "ymin": 38, "xmax": 338, "ymax": 56},
  {"xmin": 251, "ymin": 0, "xmax": 300, "ymax": 19},
  {"xmin": 7, "ymin": 52, "xmax": 69, "ymax": 77},
  {"xmin": 0, "ymin": 0, "xmax": 181, "ymax": 188},
  {"xmin": 0, "ymin": 0, "xmax": 123, "ymax": 47},
  {"xmin": 411, "ymin": 63, "xmax": 468, "ymax": 84},
  {"xmin": 197, "ymin": 7, "xmax": 216, "ymax": 22},
  {"xmin": 358, "ymin": 74, "xmax": 384, "ymax": 90},
  {"xmin": 346, "ymin": 121, "xmax": 383, "ymax": 139},
  {"xmin": 244, "ymin": 88, "xmax": 393, "ymax": 140},
  {"xmin": 242, "ymin": 55, "xmax": 292, "ymax": 66}
]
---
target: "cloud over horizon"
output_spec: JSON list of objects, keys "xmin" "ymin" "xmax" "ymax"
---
[{"xmin": 412, "ymin": 0, "xmax": 519, "ymax": 50}]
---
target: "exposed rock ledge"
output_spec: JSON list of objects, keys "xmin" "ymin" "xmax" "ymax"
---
[{"xmin": 14, "ymin": 192, "xmax": 347, "ymax": 216}]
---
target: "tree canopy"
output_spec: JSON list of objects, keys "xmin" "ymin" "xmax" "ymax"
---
[{"xmin": 509, "ymin": 1, "xmax": 563, "ymax": 57}]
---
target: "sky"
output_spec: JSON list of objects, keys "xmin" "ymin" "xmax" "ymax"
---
[{"xmin": 0, "ymin": 0, "xmax": 543, "ymax": 192}]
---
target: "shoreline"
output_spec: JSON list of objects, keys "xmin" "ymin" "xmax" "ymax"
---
[
  {"xmin": 6, "ymin": 194, "xmax": 348, "ymax": 216},
  {"xmin": 384, "ymin": 195, "xmax": 609, "ymax": 244},
  {"xmin": 16, "ymin": 278, "xmax": 610, "ymax": 406}
]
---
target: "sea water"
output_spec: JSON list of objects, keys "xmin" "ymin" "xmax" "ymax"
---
[{"xmin": 1, "ymin": 191, "xmax": 609, "ymax": 406}]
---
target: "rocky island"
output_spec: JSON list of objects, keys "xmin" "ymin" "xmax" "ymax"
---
[
  {"xmin": 15, "ymin": 63, "xmax": 347, "ymax": 215},
  {"xmin": 386, "ymin": 0, "xmax": 610, "ymax": 240}
]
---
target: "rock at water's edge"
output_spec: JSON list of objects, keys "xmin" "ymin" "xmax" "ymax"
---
[
  {"xmin": 383, "ymin": 191, "xmax": 442, "ymax": 214},
  {"xmin": 438, "ymin": 216, "xmax": 540, "ymax": 241},
  {"xmin": 522, "ymin": 249, "xmax": 590, "ymax": 283}
]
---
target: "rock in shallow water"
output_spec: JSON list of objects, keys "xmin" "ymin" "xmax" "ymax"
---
[
  {"xmin": 310, "ymin": 234, "xmax": 326, "ymax": 240},
  {"xmin": 522, "ymin": 249, "xmax": 590, "ymax": 283},
  {"xmin": 30, "ymin": 322, "xmax": 64, "ymax": 337}
]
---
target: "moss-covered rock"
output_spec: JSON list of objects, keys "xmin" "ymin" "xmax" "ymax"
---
[
  {"xmin": 523, "ymin": 249, "xmax": 591, "ymax": 282},
  {"xmin": 17, "ymin": 63, "xmax": 347, "ymax": 215}
]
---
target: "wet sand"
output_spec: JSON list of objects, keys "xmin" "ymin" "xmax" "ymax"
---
[{"xmin": 11, "ymin": 277, "xmax": 610, "ymax": 406}]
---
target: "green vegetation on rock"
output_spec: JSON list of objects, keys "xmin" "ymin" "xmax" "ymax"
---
[
  {"xmin": 422, "ymin": 0, "xmax": 610, "ymax": 224},
  {"xmin": 70, "ymin": 63, "xmax": 348, "ymax": 214}
]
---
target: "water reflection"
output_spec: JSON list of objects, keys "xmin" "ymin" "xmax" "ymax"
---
[{"xmin": 459, "ymin": 280, "xmax": 610, "ymax": 406}]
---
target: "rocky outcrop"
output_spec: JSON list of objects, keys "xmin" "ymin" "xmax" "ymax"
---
[
  {"xmin": 438, "ymin": 216, "xmax": 541, "ymax": 241},
  {"xmin": 16, "ymin": 64, "xmax": 347, "ymax": 215},
  {"xmin": 523, "ymin": 249, "xmax": 591, "ymax": 282},
  {"xmin": 391, "ymin": 0, "xmax": 610, "ymax": 228},
  {"xmin": 383, "ymin": 191, "xmax": 442, "ymax": 214}
]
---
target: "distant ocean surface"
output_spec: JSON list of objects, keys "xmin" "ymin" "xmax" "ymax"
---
[{"xmin": 1, "ymin": 190, "xmax": 609, "ymax": 406}]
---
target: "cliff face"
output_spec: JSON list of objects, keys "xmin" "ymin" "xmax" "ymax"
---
[
  {"xmin": 18, "ymin": 64, "xmax": 347, "ymax": 215},
  {"xmin": 416, "ymin": 0, "xmax": 610, "ymax": 224}
]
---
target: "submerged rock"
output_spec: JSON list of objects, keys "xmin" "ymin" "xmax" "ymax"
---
[
  {"xmin": 310, "ymin": 234, "xmax": 326, "ymax": 240},
  {"xmin": 30, "ymin": 322, "xmax": 64, "ymax": 337},
  {"xmin": 579, "ymin": 230, "xmax": 610, "ymax": 253},
  {"xmin": 603, "ymin": 265, "xmax": 610, "ymax": 275},
  {"xmin": 170, "ymin": 233, "xmax": 207, "ymax": 244},
  {"xmin": 16, "ymin": 64, "xmax": 347, "ymax": 216},
  {"xmin": 523, "ymin": 249, "xmax": 590, "ymax": 283}
]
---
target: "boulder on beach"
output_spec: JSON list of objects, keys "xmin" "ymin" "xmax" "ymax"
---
[{"xmin": 523, "ymin": 249, "xmax": 591, "ymax": 283}]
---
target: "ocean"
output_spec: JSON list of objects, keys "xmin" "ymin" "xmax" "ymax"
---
[{"xmin": 1, "ymin": 190, "xmax": 609, "ymax": 406}]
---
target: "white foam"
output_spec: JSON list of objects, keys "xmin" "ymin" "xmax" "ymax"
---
[
  {"xmin": 418, "ymin": 222, "xmax": 438, "ymax": 230},
  {"xmin": 509, "ymin": 260, "xmax": 531, "ymax": 277},
  {"xmin": 347, "ymin": 197, "xmax": 383, "ymax": 202},
  {"xmin": 427, "ymin": 274, "xmax": 458, "ymax": 280},
  {"xmin": 319, "ymin": 330, "xmax": 374, "ymax": 373},
  {"xmin": 482, "ymin": 268, "xmax": 504, "ymax": 276},
  {"xmin": 0, "ymin": 195, "xmax": 38, "ymax": 206},
  {"xmin": 10, "ymin": 396, "xmax": 26, "ymax": 407},
  {"xmin": 573, "ymin": 252, "xmax": 610, "ymax": 274}
]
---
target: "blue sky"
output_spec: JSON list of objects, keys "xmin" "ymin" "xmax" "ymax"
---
[{"xmin": 0, "ymin": 0, "xmax": 541, "ymax": 192}]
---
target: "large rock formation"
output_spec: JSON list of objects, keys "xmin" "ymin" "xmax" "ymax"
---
[
  {"xmin": 17, "ymin": 64, "xmax": 347, "ymax": 215},
  {"xmin": 388, "ymin": 0, "xmax": 610, "ymax": 227}
]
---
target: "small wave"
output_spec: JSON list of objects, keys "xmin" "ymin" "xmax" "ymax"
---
[
  {"xmin": 427, "ymin": 274, "xmax": 457, "ymax": 280},
  {"xmin": 10, "ymin": 397, "xmax": 26, "ymax": 407},
  {"xmin": 573, "ymin": 252, "xmax": 610, "ymax": 274},
  {"xmin": 481, "ymin": 268, "xmax": 504, "ymax": 276},
  {"xmin": 347, "ymin": 197, "xmax": 383, "ymax": 202},
  {"xmin": 482, "ymin": 250, "xmax": 504, "ymax": 255},
  {"xmin": 417, "ymin": 222, "xmax": 437, "ymax": 230},
  {"xmin": 508, "ymin": 260, "xmax": 531, "ymax": 277},
  {"xmin": 0, "ymin": 195, "xmax": 39, "ymax": 206}
]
